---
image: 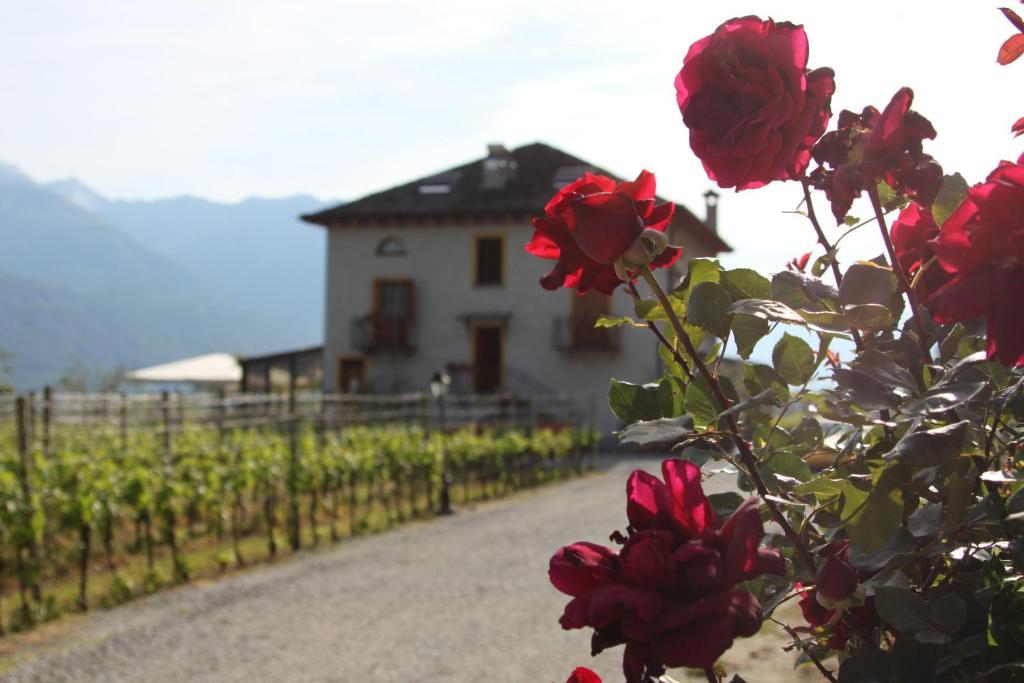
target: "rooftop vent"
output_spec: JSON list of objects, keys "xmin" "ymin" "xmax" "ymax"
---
[
  {"xmin": 481, "ymin": 144, "xmax": 516, "ymax": 191},
  {"xmin": 418, "ymin": 184, "xmax": 451, "ymax": 194},
  {"xmin": 704, "ymin": 189, "xmax": 719, "ymax": 233}
]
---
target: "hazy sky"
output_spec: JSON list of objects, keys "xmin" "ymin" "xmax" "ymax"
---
[{"xmin": 1, "ymin": 1, "xmax": 1020, "ymax": 272}]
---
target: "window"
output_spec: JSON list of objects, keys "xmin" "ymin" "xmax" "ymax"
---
[
  {"xmin": 337, "ymin": 355, "xmax": 366, "ymax": 393},
  {"xmin": 371, "ymin": 279, "xmax": 415, "ymax": 349},
  {"xmin": 474, "ymin": 235, "xmax": 504, "ymax": 286},
  {"xmin": 376, "ymin": 236, "xmax": 407, "ymax": 257},
  {"xmin": 571, "ymin": 291, "xmax": 613, "ymax": 350}
]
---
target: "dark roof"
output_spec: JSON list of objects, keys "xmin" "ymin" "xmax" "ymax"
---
[{"xmin": 301, "ymin": 142, "xmax": 730, "ymax": 253}]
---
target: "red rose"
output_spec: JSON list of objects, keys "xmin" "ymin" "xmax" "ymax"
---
[
  {"xmin": 675, "ymin": 16, "xmax": 835, "ymax": 190},
  {"xmin": 890, "ymin": 203, "xmax": 951, "ymax": 300},
  {"xmin": 526, "ymin": 171, "xmax": 680, "ymax": 295},
  {"xmin": 797, "ymin": 541, "xmax": 879, "ymax": 651},
  {"xmin": 809, "ymin": 88, "xmax": 943, "ymax": 223},
  {"xmin": 928, "ymin": 153, "xmax": 1024, "ymax": 366},
  {"xmin": 566, "ymin": 667, "xmax": 602, "ymax": 683},
  {"xmin": 550, "ymin": 460, "xmax": 785, "ymax": 681},
  {"xmin": 813, "ymin": 541, "xmax": 859, "ymax": 608}
]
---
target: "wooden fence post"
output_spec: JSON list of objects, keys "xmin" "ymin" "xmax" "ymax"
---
[
  {"xmin": 41, "ymin": 386, "xmax": 53, "ymax": 458},
  {"xmin": 286, "ymin": 378, "xmax": 301, "ymax": 551},
  {"xmin": 119, "ymin": 392, "xmax": 128, "ymax": 453},
  {"xmin": 15, "ymin": 396, "xmax": 42, "ymax": 604}
]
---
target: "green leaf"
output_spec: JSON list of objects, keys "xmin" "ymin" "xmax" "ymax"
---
[
  {"xmin": 728, "ymin": 298, "xmax": 804, "ymax": 325},
  {"xmin": 634, "ymin": 298, "xmax": 686, "ymax": 321},
  {"xmin": 687, "ymin": 281, "xmax": 733, "ymax": 338},
  {"xmin": 797, "ymin": 309, "xmax": 850, "ymax": 332},
  {"xmin": 763, "ymin": 452, "xmax": 813, "ymax": 488},
  {"xmin": 850, "ymin": 349, "xmax": 919, "ymax": 394},
  {"xmin": 772, "ymin": 333, "xmax": 815, "ymax": 386},
  {"xmin": 793, "ymin": 476, "xmax": 844, "ymax": 499},
  {"xmin": 718, "ymin": 389, "xmax": 778, "ymax": 419},
  {"xmin": 843, "ymin": 303, "xmax": 895, "ymax": 331},
  {"xmin": 684, "ymin": 376, "xmax": 718, "ymax": 428},
  {"xmin": 608, "ymin": 380, "xmax": 663, "ymax": 424},
  {"xmin": 617, "ymin": 415, "xmax": 694, "ymax": 447},
  {"xmin": 594, "ymin": 315, "xmax": 634, "ymax": 329},
  {"xmin": 882, "ymin": 421, "xmax": 969, "ymax": 468},
  {"xmin": 743, "ymin": 363, "xmax": 790, "ymax": 402},
  {"xmin": 658, "ymin": 376, "xmax": 685, "ymax": 417},
  {"xmin": 685, "ymin": 257, "xmax": 721, "ymax": 288},
  {"xmin": 731, "ymin": 314, "xmax": 770, "ymax": 359},
  {"xmin": 708, "ymin": 491, "xmax": 745, "ymax": 518},
  {"xmin": 720, "ymin": 268, "xmax": 771, "ymax": 301},
  {"xmin": 931, "ymin": 173, "xmax": 969, "ymax": 227},
  {"xmin": 874, "ymin": 586, "xmax": 934, "ymax": 633},
  {"xmin": 771, "ymin": 270, "xmax": 838, "ymax": 309},
  {"xmin": 930, "ymin": 592, "xmax": 967, "ymax": 635},
  {"xmin": 842, "ymin": 477, "xmax": 903, "ymax": 553},
  {"xmin": 839, "ymin": 261, "xmax": 897, "ymax": 307}
]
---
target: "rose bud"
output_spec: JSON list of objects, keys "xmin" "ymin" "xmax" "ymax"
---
[
  {"xmin": 814, "ymin": 548, "xmax": 861, "ymax": 610},
  {"xmin": 566, "ymin": 667, "xmax": 602, "ymax": 683}
]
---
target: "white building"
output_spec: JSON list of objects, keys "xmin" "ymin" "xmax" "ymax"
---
[{"xmin": 301, "ymin": 142, "xmax": 729, "ymax": 431}]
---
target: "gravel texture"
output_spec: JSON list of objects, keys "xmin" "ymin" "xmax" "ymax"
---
[{"xmin": 1, "ymin": 456, "xmax": 805, "ymax": 683}]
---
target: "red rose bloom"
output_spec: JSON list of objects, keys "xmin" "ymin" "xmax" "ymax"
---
[
  {"xmin": 675, "ymin": 16, "xmax": 835, "ymax": 190},
  {"xmin": 550, "ymin": 460, "xmax": 785, "ymax": 681},
  {"xmin": 566, "ymin": 667, "xmax": 602, "ymax": 683},
  {"xmin": 526, "ymin": 171, "xmax": 680, "ymax": 295},
  {"xmin": 890, "ymin": 203, "xmax": 951, "ymax": 299},
  {"xmin": 797, "ymin": 541, "xmax": 879, "ymax": 651},
  {"xmin": 810, "ymin": 88, "xmax": 943, "ymax": 223},
  {"xmin": 928, "ymin": 153, "xmax": 1024, "ymax": 366}
]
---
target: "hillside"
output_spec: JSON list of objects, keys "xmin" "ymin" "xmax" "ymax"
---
[
  {"xmin": 0, "ymin": 165, "xmax": 331, "ymax": 390},
  {"xmin": 46, "ymin": 181, "xmax": 329, "ymax": 342}
]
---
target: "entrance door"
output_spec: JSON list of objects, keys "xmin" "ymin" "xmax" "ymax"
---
[
  {"xmin": 337, "ymin": 355, "xmax": 366, "ymax": 393},
  {"xmin": 471, "ymin": 324, "xmax": 503, "ymax": 394}
]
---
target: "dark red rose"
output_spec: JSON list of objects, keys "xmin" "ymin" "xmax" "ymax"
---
[
  {"xmin": 928, "ymin": 153, "xmax": 1024, "ymax": 366},
  {"xmin": 566, "ymin": 667, "xmax": 602, "ymax": 683},
  {"xmin": 797, "ymin": 542, "xmax": 879, "ymax": 651},
  {"xmin": 550, "ymin": 460, "xmax": 785, "ymax": 681},
  {"xmin": 813, "ymin": 541, "xmax": 859, "ymax": 607},
  {"xmin": 890, "ymin": 203, "xmax": 951, "ymax": 300},
  {"xmin": 675, "ymin": 16, "xmax": 835, "ymax": 190},
  {"xmin": 526, "ymin": 171, "xmax": 680, "ymax": 295},
  {"xmin": 809, "ymin": 87, "xmax": 943, "ymax": 223}
]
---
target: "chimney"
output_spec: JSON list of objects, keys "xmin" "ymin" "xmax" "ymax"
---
[
  {"xmin": 481, "ymin": 143, "xmax": 516, "ymax": 191},
  {"xmin": 703, "ymin": 189, "xmax": 719, "ymax": 233}
]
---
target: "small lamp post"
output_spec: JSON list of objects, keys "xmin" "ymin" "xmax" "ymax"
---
[{"xmin": 429, "ymin": 371, "xmax": 454, "ymax": 515}]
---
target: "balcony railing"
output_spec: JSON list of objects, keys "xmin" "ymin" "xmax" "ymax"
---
[
  {"xmin": 352, "ymin": 315, "xmax": 417, "ymax": 353},
  {"xmin": 552, "ymin": 314, "xmax": 621, "ymax": 352}
]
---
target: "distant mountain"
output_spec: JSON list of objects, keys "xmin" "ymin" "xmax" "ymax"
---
[
  {"xmin": 45, "ymin": 182, "xmax": 332, "ymax": 344},
  {"xmin": 0, "ymin": 270, "xmax": 281, "ymax": 390},
  {"xmin": 0, "ymin": 164, "xmax": 332, "ymax": 390}
]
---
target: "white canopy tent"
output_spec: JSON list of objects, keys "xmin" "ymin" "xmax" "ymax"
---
[{"xmin": 126, "ymin": 353, "xmax": 241, "ymax": 387}]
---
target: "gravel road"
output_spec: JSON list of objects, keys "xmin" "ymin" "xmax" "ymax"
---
[{"xmin": 1, "ymin": 456, "xmax": 806, "ymax": 683}]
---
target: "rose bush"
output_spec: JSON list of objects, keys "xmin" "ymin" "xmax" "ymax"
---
[
  {"xmin": 550, "ymin": 461, "xmax": 784, "ymax": 681},
  {"xmin": 525, "ymin": 171, "xmax": 679, "ymax": 295},
  {"xmin": 674, "ymin": 16, "xmax": 835, "ymax": 190},
  {"xmin": 536, "ymin": 9, "xmax": 1024, "ymax": 682}
]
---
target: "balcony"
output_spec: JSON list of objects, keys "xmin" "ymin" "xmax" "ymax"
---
[
  {"xmin": 552, "ymin": 314, "xmax": 621, "ymax": 352},
  {"xmin": 352, "ymin": 315, "xmax": 417, "ymax": 353}
]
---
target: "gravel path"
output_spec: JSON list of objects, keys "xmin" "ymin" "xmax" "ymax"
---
[{"xmin": 1, "ymin": 456, "xmax": 804, "ymax": 683}]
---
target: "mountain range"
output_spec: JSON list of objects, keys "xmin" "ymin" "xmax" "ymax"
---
[{"xmin": 0, "ymin": 162, "xmax": 334, "ymax": 390}]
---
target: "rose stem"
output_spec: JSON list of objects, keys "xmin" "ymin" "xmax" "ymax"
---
[
  {"xmin": 626, "ymin": 281, "xmax": 694, "ymax": 380},
  {"xmin": 800, "ymin": 180, "xmax": 864, "ymax": 350},
  {"xmin": 803, "ymin": 182, "xmax": 898, "ymax": 441},
  {"xmin": 703, "ymin": 668, "xmax": 718, "ymax": 683},
  {"xmin": 866, "ymin": 184, "xmax": 933, "ymax": 362},
  {"xmin": 769, "ymin": 617, "xmax": 838, "ymax": 682},
  {"xmin": 639, "ymin": 267, "xmax": 818, "ymax": 574}
]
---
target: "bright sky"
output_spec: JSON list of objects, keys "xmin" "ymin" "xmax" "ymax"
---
[{"xmin": 1, "ymin": 0, "xmax": 1020, "ymax": 273}]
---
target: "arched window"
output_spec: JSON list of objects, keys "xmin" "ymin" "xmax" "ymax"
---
[{"xmin": 376, "ymin": 236, "xmax": 407, "ymax": 257}]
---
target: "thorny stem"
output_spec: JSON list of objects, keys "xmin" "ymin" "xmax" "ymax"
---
[
  {"xmin": 703, "ymin": 668, "xmax": 718, "ymax": 683},
  {"xmin": 626, "ymin": 281, "xmax": 694, "ymax": 380},
  {"xmin": 866, "ymin": 184, "xmax": 933, "ymax": 362},
  {"xmin": 769, "ymin": 617, "xmax": 838, "ymax": 683},
  {"xmin": 800, "ymin": 180, "xmax": 864, "ymax": 350},
  {"xmin": 638, "ymin": 267, "xmax": 818, "ymax": 575}
]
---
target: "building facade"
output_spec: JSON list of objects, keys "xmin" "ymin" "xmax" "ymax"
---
[{"xmin": 302, "ymin": 142, "xmax": 729, "ymax": 431}]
